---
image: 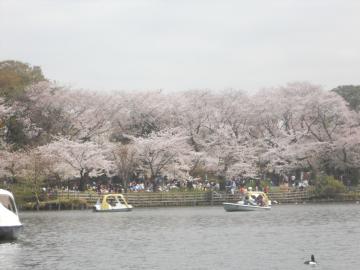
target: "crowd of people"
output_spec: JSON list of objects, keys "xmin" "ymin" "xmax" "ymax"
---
[
  {"xmin": 39, "ymin": 173, "xmax": 312, "ymax": 196},
  {"xmin": 53, "ymin": 177, "xmax": 222, "ymax": 194}
]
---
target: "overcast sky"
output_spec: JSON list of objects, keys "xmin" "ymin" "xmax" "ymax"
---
[{"xmin": 1, "ymin": 0, "xmax": 360, "ymax": 93}]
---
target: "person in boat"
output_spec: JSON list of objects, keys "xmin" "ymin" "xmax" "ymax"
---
[
  {"xmin": 304, "ymin": 254, "xmax": 316, "ymax": 265},
  {"xmin": 244, "ymin": 195, "xmax": 257, "ymax": 206},
  {"xmin": 256, "ymin": 194, "xmax": 264, "ymax": 206},
  {"xmin": 248, "ymin": 195, "xmax": 257, "ymax": 206},
  {"xmin": 244, "ymin": 195, "xmax": 250, "ymax": 205}
]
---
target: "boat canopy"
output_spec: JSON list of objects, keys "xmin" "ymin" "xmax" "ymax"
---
[
  {"xmin": 99, "ymin": 194, "xmax": 130, "ymax": 210},
  {"xmin": 0, "ymin": 189, "xmax": 18, "ymax": 214}
]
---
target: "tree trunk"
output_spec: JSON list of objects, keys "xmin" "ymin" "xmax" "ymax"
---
[
  {"xmin": 34, "ymin": 191, "xmax": 40, "ymax": 211},
  {"xmin": 79, "ymin": 170, "xmax": 89, "ymax": 191},
  {"xmin": 151, "ymin": 175, "xmax": 157, "ymax": 192}
]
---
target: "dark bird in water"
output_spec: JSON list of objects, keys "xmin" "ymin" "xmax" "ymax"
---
[{"xmin": 304, "ymin": 254, "xmax": 316, "ymax": 265}]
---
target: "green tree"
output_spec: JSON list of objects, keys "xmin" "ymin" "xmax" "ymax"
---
[
  {"xmin": 0, "ymin": 60, "xmax": 47, "ymax": 149},
  {"xmin": 4, "ymin": 115, "xmax": 29, "ymax": 149},
  {"xmin": 0, "ymin": 60, "xmax": 45, "ymax": 101},
  {"xmin": 314, "ymin": 175, "xmax": 345, "ymax": 198},
  {"xmin": 332, "ymin": 85, "xmax": 360, "ymax": 112}
]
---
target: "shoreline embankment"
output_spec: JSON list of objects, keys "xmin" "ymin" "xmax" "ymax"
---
[{"xmin": 17, "ymin": 189, "xmax": 360, "ymax": 211}]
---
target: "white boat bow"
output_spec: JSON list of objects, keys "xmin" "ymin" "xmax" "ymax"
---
[{"xmin": 0, "ymin": 189, "xmax": 23, "ymax": 240}]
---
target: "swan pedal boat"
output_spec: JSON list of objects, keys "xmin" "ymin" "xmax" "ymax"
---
[
  {"xmin": 93, "ymin": 193, "xmax": 133, "ymax": 212},
  {"xmin": 0, "ymin": 189, "xmax": 23, "ymax": 240},
  {"xmin": 223, "ymin": 191, "xmax": 271, "ymax": 211}
]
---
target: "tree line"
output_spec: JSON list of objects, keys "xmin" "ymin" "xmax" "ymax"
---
[{"xmin": 0, "ymin": 60, "xmax": 359, "ymax": 197}]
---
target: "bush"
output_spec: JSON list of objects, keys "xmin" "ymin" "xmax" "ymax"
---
[
  {"xmin": 314, "ymin": 175, "xmax": 345, "ymax": 198},
  {"xmin": 20, "ymin": 198, "xmax": 88, "ymax": 211}
]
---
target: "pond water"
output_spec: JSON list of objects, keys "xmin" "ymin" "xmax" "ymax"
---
[{"xmin": 1, "ymin": 204, "xmax": 359, "ymax": 270}]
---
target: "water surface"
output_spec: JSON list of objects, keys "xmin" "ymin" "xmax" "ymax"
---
[{"xmin": 1, "ymin": 204, "xmax": 359, "ymax": 270}]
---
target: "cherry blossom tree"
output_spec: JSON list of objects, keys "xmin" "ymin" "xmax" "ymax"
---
[
  {"xmin": 0, "ymin": 149, "xmax": 24, "ymax": 180},
  {"xmin": 110, "ymin": 143, "xmax": 139, "ymax": 191},
  {"xmin": 0, "ymin": 147, "xmax": 56, "ymax": 208},
  {"xmin": 249, "ymin": 82, "xmax": 360, "ymax": 179},
  {"xmin": 0, "ymin": 97, "xmax": 10, "ymax": 147},
  {"xmin": 218, "ymin": 89, "xmax": 251, "ymax": 140},
  {"xmin": 43, "ymin": 138, "xmax": 112, "ymax": 191},
  {"xmin": 135, "ymin": 128, "xmax": 191, "ymax": 186},
  {"xmin": 175, "ymin": 90, "xmax": 219, "ymax": 152},
  {"xmin": 109, "ymin": 90, "xmax": 174, "ymax": 140},
  {"xmin": 27, "ymin": 83, "xmax": 123, "ymax": 142},
  {"xmin": 0, "ymin": 97, "xmax": 9, "ymax": 118},
  {"xmin": 17, "ymin": 149, "xmax": 55, "ymax": 208},
  {"xmin": 2, "ymin": 76, "xmax": 359, "ymax": 188}
]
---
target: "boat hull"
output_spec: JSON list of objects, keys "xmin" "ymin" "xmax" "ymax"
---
[
  {"xmin": 0, "ymin": 225, "xmax": 23, "ymax": 240},
  {"xmin": 93, "ymin": 207, "xmax": 132, "ymax": 212},
  {"xmin": 223, "ymin": 202, "xmax": 271, "ymax": 212}
]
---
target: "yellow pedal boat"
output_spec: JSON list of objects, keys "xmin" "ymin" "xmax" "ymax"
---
[{"xmin": 93, "ymin": 194, "xmax": 133, "ymax": 212}]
